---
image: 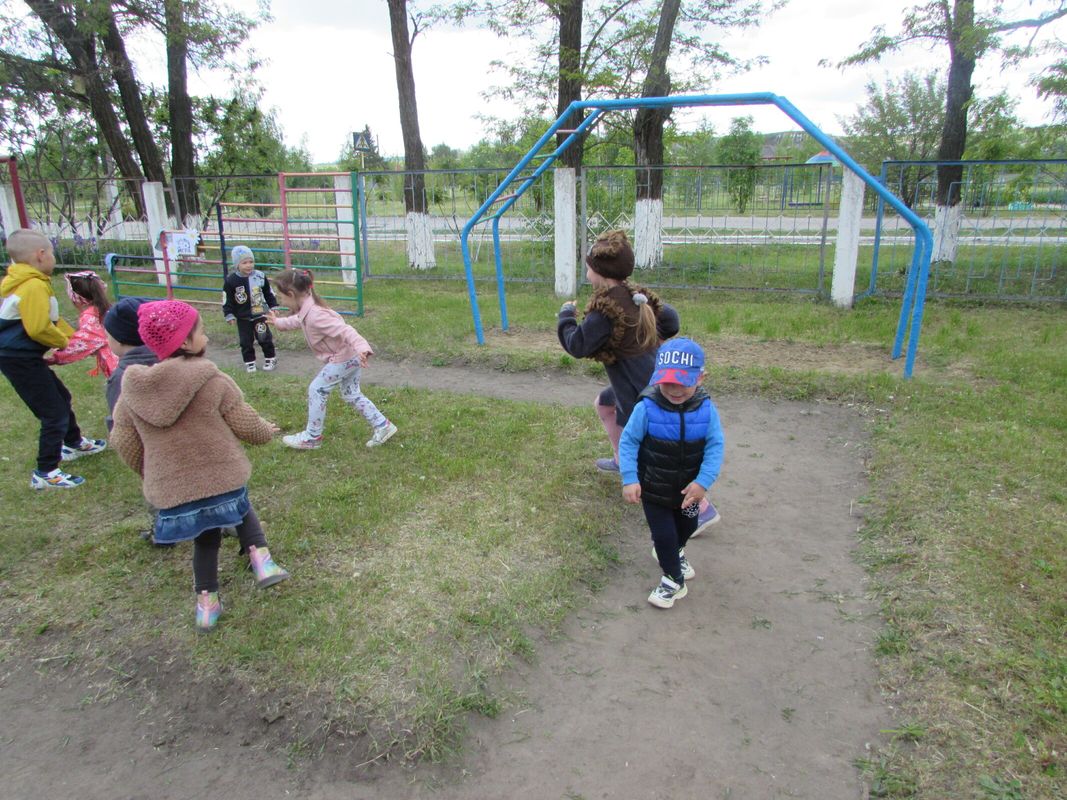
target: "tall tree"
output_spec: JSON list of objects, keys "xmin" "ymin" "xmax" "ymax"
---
[
  {"xmin": 387, "ymin": 0, "xmax": 436, "ymax": 269},
  {"xmin": 555, "ymin": 0, "xmax": 584, "ymax": 170},
  {"xmin": 632, "ymin": 0, "xmax": 680, "ymax": 267},
  {"xmin": 164, "ymin": 0, "xmax": 197, "ymax": 219},
  {"xmin": 717, "ymin": 116, "xmax": 761, "ymax": 214},
  {"xmin": 837, "ymin": 0, "xmax": 1067, "ymax": 262}
]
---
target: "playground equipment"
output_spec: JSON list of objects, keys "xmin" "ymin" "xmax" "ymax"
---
[
  {"xmin": 460, "ymin": 93, "xmax": 935, "ymax": 378},
  {"xmin": 106, "ymin": 172, "xmax": 364, "ymax": 315}
]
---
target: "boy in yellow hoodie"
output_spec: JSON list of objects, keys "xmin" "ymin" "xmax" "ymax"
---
[{"xmin": 0, "ymin": 229, "xmax": 106, "ymax": 489}]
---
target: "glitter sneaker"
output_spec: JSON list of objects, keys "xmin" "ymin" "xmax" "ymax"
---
[
  {"xmin": 196, "ymin": 590, "xmax": 222, "ymax": 633},
  {"xmin": 248, "ymin": 545, "xmax": 289, "ymax": 589},
  {"xmin": 61, "ymin": 437, "xmax": 106, "ymax": 461}
]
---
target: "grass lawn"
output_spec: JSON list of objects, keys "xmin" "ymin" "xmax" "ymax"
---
[{"xmin": 0, "ymin": 277, "xmax": 1064, "ymax": 796}]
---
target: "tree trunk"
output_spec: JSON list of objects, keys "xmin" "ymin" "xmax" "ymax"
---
[
  {"xmin": 24, "ymin": 0, "xmax": 146, "ymax": 217},
  {"xmin": 632, "ymin": 0, "xmax": 680, "ymax": 268},
  {"xmin": 103, "ymin": 10, "xmax": 166, "ymax": 185},
  {"xmin": 165, "ymin": 0, "xmax": 199, "ymax": 221},
  {"xmin": 934, "ymin": 0, "xmax": 975, "ymax": 262},
  {"xmin": 556, "ymin": 0, "xmax": 584, "ymax": 170},
  {"xmin": 387, "ymin": 0, "xmax": 435, "ymax": 268}
]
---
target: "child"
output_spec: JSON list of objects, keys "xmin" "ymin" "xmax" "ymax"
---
[
  {"xmin": 110, "ymin": 300, "xmax": 289, "ymax": 632},
  {"xmin": 46, "ymin": 270, "xmax": 119, "ymax": 377},
  {"xmin": 266, "ymin": 268, "xmax": 397, "ymax": 450},
  {"xmin": 102, "ymin": 296, "xmax": 173, "ymax": 548},
  {"xmin": 222, "ymin": 245, "xmax": 279, "ymax": 373},
  {"xmin": 0, "ymin": 229, "xmax": 106, "ymax": 489},
  {"xmin": 619, "ymin": 338, "xmax": 724, "ymax": 609}
]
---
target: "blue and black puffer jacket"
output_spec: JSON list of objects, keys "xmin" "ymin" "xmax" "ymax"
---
[{"xmin": 636, "ymin": 385, "xmax": 714, "ymax": 508}]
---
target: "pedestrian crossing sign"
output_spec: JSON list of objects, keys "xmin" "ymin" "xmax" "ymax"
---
[{"xmin": 352, "ymin": 131, "xmax": 373, "ymax": 151}]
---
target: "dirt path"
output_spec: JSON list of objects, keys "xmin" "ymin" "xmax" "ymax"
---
[{"xmin": 1, "ymin": 347, "xmax": 889, "ymax": 799}]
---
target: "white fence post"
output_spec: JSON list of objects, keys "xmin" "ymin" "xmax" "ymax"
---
[
  {"xmin": 554, "ymin": 167, "xmax": 577, "ymax": 298},
  {"xmin": 333, "ymin": 174, "xmax": 357, "ymax": 286},
  {"xmin": 831, "ymin": 169, "xmax": 866, "ymax": 309},
  {"xmin": 142, "ymin": 181, "xmax": 169, "ymax": 286},
  {"xmin": 104, "ymin": 179, "xmax": 127, "ymax": 240},
  {"xmin": 0, "ymin": 184, "xmax": 20, "ymax": 237}
]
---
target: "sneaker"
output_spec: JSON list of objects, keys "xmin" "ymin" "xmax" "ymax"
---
[
  {"xmin": 248, "ymin": 545, "xmax": 289, "ymax": 589},
  {"xmin": 690, "ymin": 501, "xmax": 722, "ymax": 538},
  {"xmin": 263, "ymin": 358, "xmax": 277, "ymax": 372},
  {"xmin": 366, "ymin": 421, "xmax": 397, "ymax": 448},
  {"xmin": 282, "ymin": 432, "xmax": 323, "ymax": 450},
  {"xmin": 245, "ymin": 362, "xmax": 257, "ymax": 373},
  {"xmin": 61, "ymin": 437, "xmax": 106, "ymax": 461},
  {"xmin": 30, "ymin": 468, "xmax": 85, "ymax": 490},
  {"xmin": 196, "ymin": 590, "xmax": 222, "ymax": 633},
  {"xmin": 595, "ymin": 457, "xmax": 619, "ymax": 473},
  {"xmin": 648, "ymin": 575, "xmax": 688, "ymax": 609},
  {"xmin": 650, "ymin": 546, "xmax": 696, "ymax": 580}
]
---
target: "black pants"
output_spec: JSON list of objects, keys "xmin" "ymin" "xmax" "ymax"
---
[
  {"xmin": 192, "ymin": 508, "xmax": 269, "ymax": 593},
  {"xmin": 0, "ymin": 356, "xmax": 83, "ymax": 473},
  {"xmin": 236, "ymin": 317, "xmax": 275, "ymax": 363},
  {"xmin": 642, "ymin": 500, "xmax": 699, "ymax": 585}
]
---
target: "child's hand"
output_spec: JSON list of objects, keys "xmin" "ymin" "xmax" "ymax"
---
[
  {"xmin": 680, "ymin": 482, "xmax": 706, "ymax": 510},
  {"xmin": 622, "ymin": 483, "xmax": 642, "ymax": 504},
  {"xmin": 358, "ymin": 350, "xmax": 371, "ymax": 368},
  {"xmin": 267, "ymin": 422, "xmax": 281, "ymax": 435},
  {"xmin": 264, "ymin": 311, "xmax": 277, "ymax": 326}
]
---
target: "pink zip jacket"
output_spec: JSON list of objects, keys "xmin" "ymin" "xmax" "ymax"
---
[
  {"xmin": 273, "ymin": 295, "xmax": 372, "ymax": 364},
  {"xmin": 46, "ymin": 305, "xmax": 119, "ymax": 377}
]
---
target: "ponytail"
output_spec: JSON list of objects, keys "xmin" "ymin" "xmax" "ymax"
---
[
  {"xmin": 631, "ymin": 291, "xmax": 657, "ymax": 352},
  {"xmin": 66, "ymin": 271, "xmax": 111, "ymax": 320},
  {"xmin": 273, "ymin": 268, "xmax": 328, "ymax": 308}
]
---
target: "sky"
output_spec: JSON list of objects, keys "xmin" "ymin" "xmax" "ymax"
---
[{"xmin": 145, "ymin": 0, "xmax": 1065, "ymax": 162}]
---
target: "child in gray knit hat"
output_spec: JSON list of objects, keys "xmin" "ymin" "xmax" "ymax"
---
[{"xmin": 222, "ymin": 245, "xmax": 281, "ymax": 373}]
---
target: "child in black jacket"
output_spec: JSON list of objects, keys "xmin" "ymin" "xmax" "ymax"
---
[{"xmin": 222, "ymin": 245, "xmax": 279, "ymax": 373}]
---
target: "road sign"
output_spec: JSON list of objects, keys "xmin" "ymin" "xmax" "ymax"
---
[{"xmin": 352, "ymin": 131, "xmax": 373, "ymax": 151}]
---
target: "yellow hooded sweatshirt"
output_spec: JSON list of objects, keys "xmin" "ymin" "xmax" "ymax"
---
[{"xmin": 0, "ymin": 263, "xmax": 73, "ymax": 356}]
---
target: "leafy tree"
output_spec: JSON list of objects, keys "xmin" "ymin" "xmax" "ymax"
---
[
  {"xmin": 835, "ymin": 0, "xmax": 1067, "ymax": 260},
  {"xmin": 1034, "ymin": 56, "xmax": 1067, "ymax": 122},
  {"xmin": 717, "ymin": 116, "xmax": 761, "ymax": 213}
]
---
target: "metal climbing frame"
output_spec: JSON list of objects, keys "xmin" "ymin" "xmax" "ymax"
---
[{"xmin": 460, "ymin": 93, "xmax": 934, "ymax": 379}]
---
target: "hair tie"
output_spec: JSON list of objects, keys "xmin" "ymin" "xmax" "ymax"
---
[
  {"xmin": 632, "ymin": 292, "xmax": 648, "ymax": 306},
  {"xmin": 300, "ymin": 269, "xmax": 313, "ymax": 283}
]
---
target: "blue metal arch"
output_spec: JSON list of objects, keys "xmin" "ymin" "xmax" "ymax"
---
[{"xmin": 460, "ymin": 93, "xmax": 934, "ymax": 378}]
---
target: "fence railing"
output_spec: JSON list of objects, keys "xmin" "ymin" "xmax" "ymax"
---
[{"xmin": 1, "ymin": 160, "xmax": 1062, "ymax": 303}]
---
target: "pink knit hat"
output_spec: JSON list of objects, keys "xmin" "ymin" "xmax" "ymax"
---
[{"xmin": 137, "ymin": 300, "xmax": 199, "ymax": 359}]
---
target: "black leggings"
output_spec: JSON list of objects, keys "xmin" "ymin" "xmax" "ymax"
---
[
  {"xmin": 642, "ymin": 500, "xmax": 699, "ymax": 585},
  {"xmin": 192, "ymin": 508, "xmax": 268, "ymax": 592}
]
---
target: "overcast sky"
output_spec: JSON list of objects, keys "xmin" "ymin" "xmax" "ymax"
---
[{"xmin": 157, "ymin": 0, "xmax": 1066, "ymax": 162}]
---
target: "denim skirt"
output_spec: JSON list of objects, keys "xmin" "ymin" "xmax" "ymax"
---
[{"xmin": 154, "ymin": 487, "xmax": 249, "ymax": 544}]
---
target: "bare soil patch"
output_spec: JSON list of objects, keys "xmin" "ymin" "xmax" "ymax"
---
[{"xmin": 1, "ymin": 347, "xmax": 889, "ymax": 799}]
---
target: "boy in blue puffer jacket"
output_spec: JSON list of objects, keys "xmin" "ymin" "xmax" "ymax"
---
[{"xmin": 619, "ymin": 338, "xmax": 725, "ymax": 608}]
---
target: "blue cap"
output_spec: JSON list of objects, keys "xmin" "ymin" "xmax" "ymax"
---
[
  {"xmin": 230, "ymin": 245, "xmax": 254, "ymax": 266},
  {"xmin": 650, "ymin": 337, "xmax": 705, "ymax": 387},
  {"xmin": 103, "ymin": 297, "xmax": 149, "ymax": 346}
]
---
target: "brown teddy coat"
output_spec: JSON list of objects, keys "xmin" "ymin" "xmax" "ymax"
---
[{"xmin": 111, "ymin": 356, "xmax": 275, "ymax": 509}]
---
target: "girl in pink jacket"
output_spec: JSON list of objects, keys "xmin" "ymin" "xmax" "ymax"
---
[
  {"xmin": 46, "ymin": 270, "xmax": 119, "ymax": 377},
  {"xmin": 267, "ymin": 269, "xmax": 397, "ymax": 450}
]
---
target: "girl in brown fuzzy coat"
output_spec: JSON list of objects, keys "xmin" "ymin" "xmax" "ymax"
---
[{"xmin": 111, "ymin": 300, "xmax": 290, "ymax": 633}]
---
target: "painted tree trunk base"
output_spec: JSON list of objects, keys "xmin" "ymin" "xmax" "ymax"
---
[
  {"xmin": 634, "ymin": 199, "xmax": 663, "ymax": 269},
  {"xmin": 932, "ymin": 204, "xmax": 962, "ymax": 263},
  {"xmin": 406, "ymin": 212, "xmax": 436, "ymax": 270}
]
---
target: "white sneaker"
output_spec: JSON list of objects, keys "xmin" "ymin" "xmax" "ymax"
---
[
  {"xmin": 366, "ymin": 421, "xmax": 397, "ymax": 448},
  {"xmin": 245, "ymin": 362, "xmax": 257, "ymax": 373},
  {"xmin": 650, "ymin": 546, "xmax": 695, "ymax": 579},
  {"xmin": 61, "ymin": 437, "xmax": 107, "ymax": 461},
  {"xmin": 648, "ymin": 575, "xmax": 687, "ymax": 609},
  {"xmin": 282, "ymin": 432, "xmax": 322, "ymax": 450},
  {"xmin": 263, "ymin": 358, "xmax": 277, "ymax": 371}
]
